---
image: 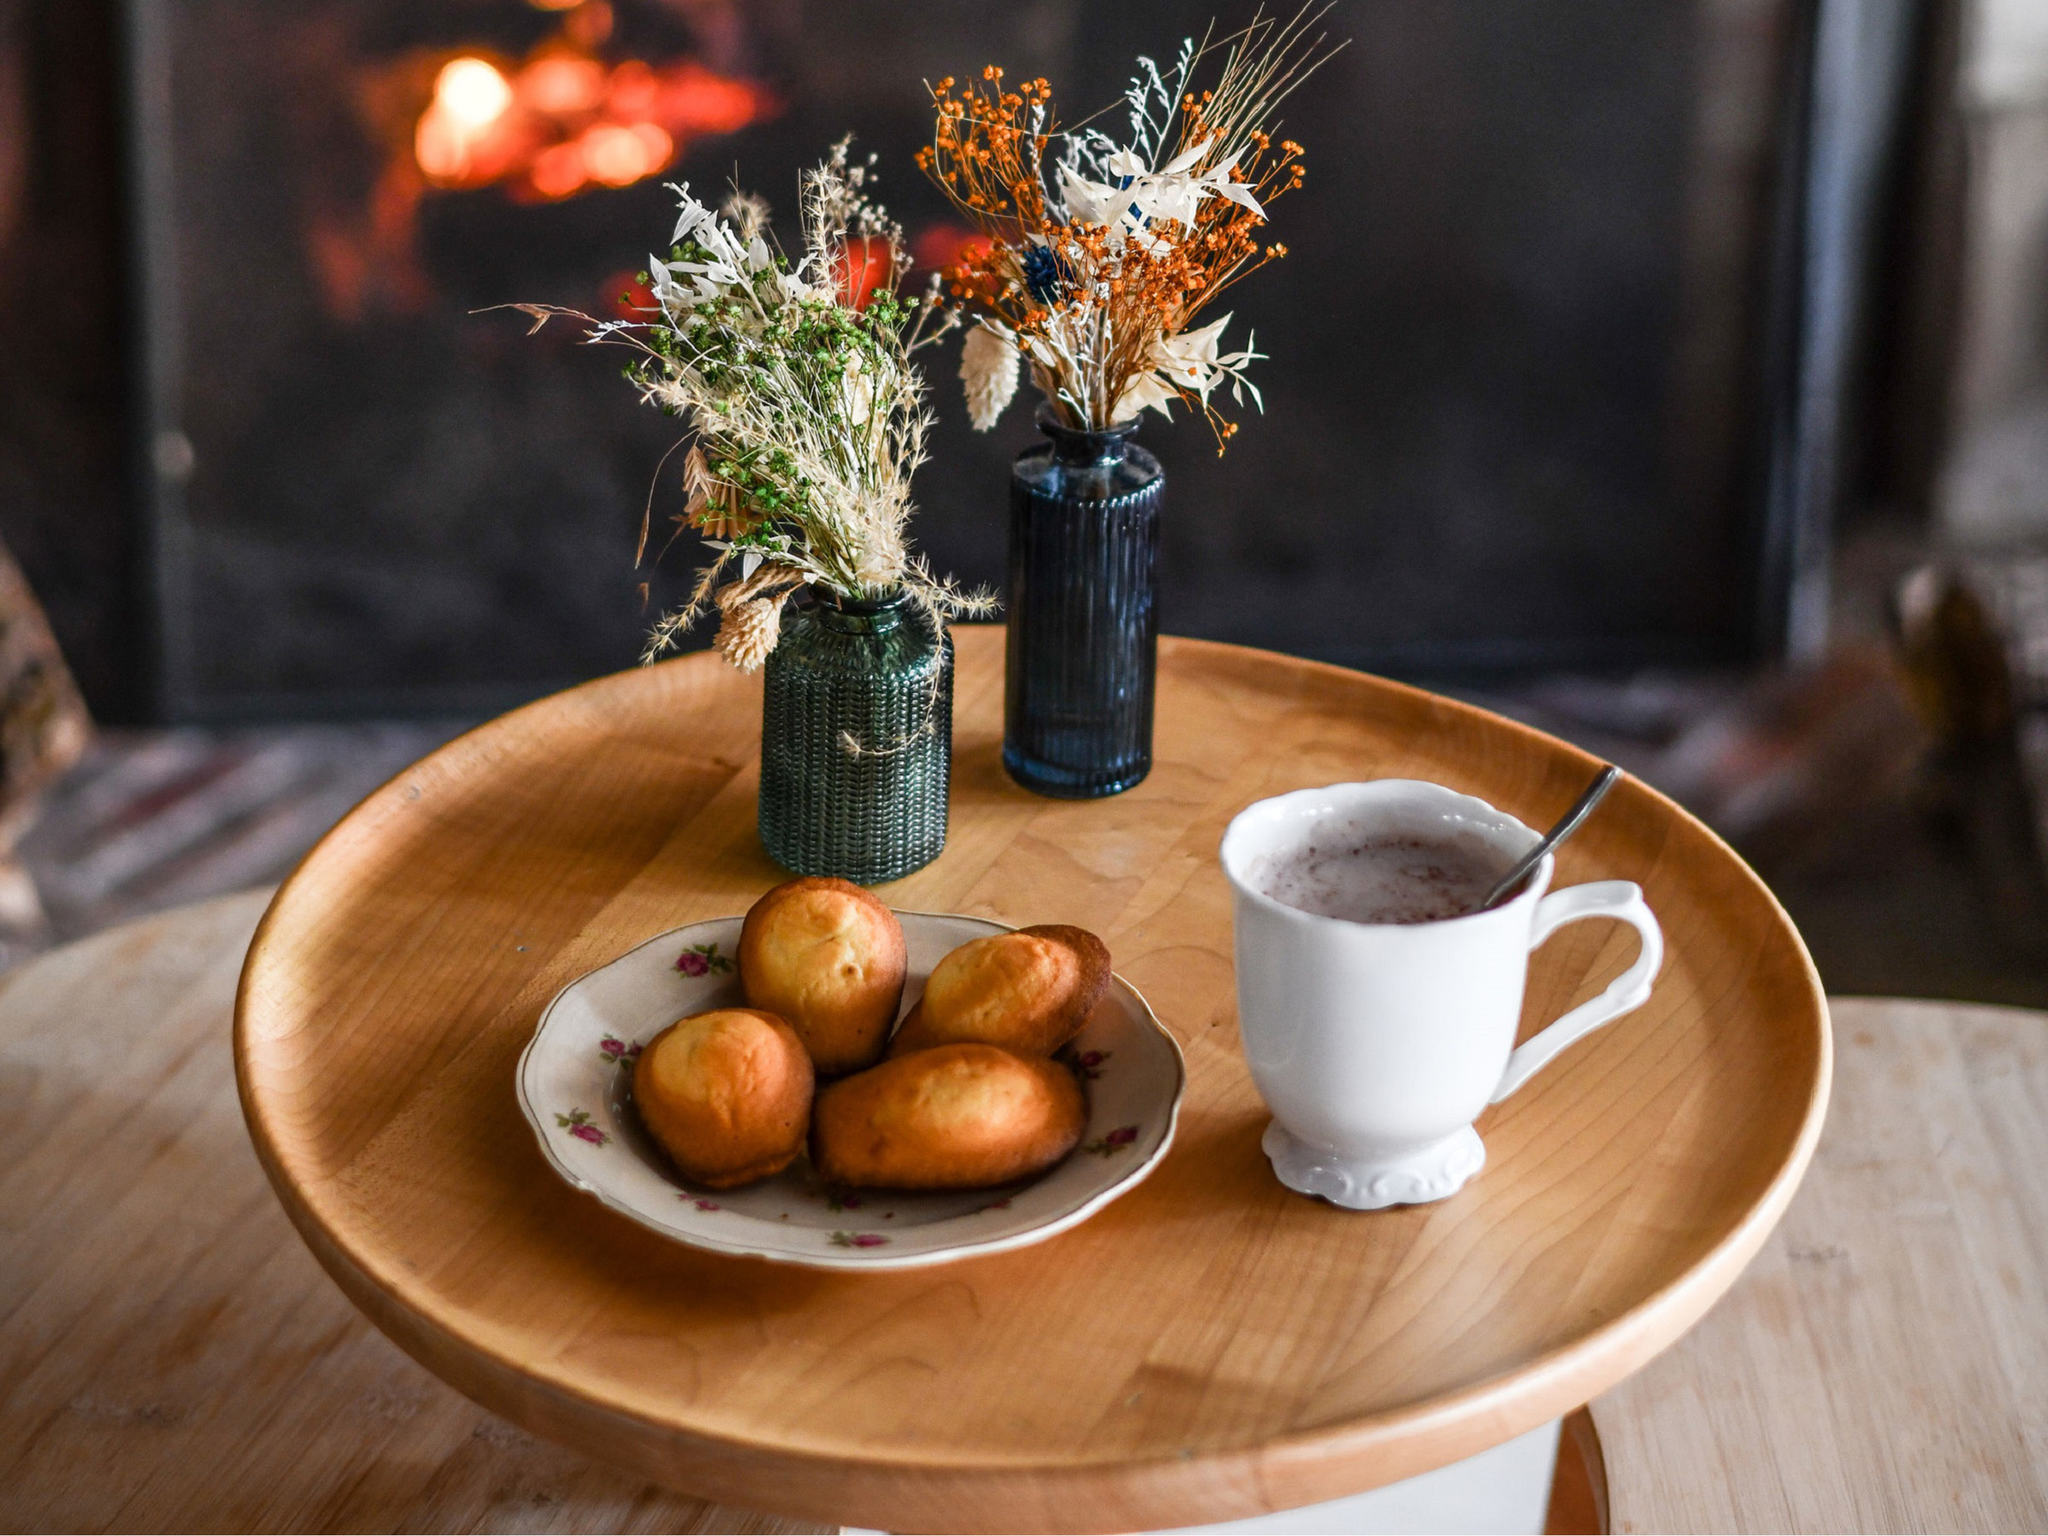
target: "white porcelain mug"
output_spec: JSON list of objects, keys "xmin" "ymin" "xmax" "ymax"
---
[{"xmin": 1219, "ymin": 779, "xmax": 1664, "ymax": 1209}]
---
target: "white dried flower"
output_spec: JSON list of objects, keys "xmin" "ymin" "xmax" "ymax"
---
[
  {"xmin": 713, "ymin": 590, "xmax": 785, "ymax": 671},
  {"xmin": 720, "ymin": 189, "xmax": 771, "ymax": 241},
  {"xmin": 1059, "ymin": 139, "xmax": 1262, "ymax": 254},
  {"xmin": 1112, "ymin": 368, "xmax": 1179, "ymax": 424},
  {"xmin": 1111, "ymin": 314, "xmax": 1267, "ymax": 423},
  {"xmin": 852, "ymin": 501, "xmax": 908, "ymax": 589},
  {"xmin": 842, "ymin": 351, "xmax": 874, "ymax": 426},
  {"xmin": 960, "ymin": 324, "xmax": 1020, "ymax": 432},
  {"xmin": 516, "ymin": 144, "xmax": 984, "ymax": 676}
]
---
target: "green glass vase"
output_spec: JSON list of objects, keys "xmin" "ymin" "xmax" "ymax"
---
[{"xmin": 758, "ymin": 586, "xmax": 953, "ymax": 884}]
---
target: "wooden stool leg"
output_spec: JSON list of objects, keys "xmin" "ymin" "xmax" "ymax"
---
[{"xmin": 1545, "ymin": 1409, "xmax": 1608, "ymax": 1535}]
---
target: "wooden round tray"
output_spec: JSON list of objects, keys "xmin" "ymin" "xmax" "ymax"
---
[{"xmin": 235, "ymin": 628, "xmax": 1829, "ymax": 1533}]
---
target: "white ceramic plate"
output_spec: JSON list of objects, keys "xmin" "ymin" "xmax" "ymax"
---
[{"xmin": 517, "ymin": 911, "xmax": 1186, "ymax": 1270}]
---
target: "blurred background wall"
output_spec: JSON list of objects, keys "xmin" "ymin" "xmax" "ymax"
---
[
  {"xmin": 4, "ymin": 0, "xmax": 2048, "ymax": 1010},
  {"xmin": 1943, "ymin": 0, "xmax": 2048, "ymax": 550}
]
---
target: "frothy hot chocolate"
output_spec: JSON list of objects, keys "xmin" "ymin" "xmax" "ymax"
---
[{"xmin": 1254, "ymin": 830, "xmax": 1510, "ymax": 924}]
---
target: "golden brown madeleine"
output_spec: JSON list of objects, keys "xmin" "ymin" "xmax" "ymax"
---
[
  {"xmin": 631, "ymin": 1008, "xmax": 813, "ymax": 1189},
  {"xmin": 739, "ymin": 877, "xmax": 908, "ymax": 1075},
  {"xmin": 812, "ymin": 1044, "xmax": 1087, "ymax": 1190},
  {"xmin": 887, "ymin": 924, "xmax": 1111, "ymax": 1058}
]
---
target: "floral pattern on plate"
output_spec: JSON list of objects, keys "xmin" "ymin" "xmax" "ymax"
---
[
  {"xmin": 517, "ymin": 911, "xmax": 1184, "ymax": 1270},
  {"xmin": 1082, "ymin": 1125, "xmax": 1141, "ymax": 1156},
  {"xmin": 674, "ymin": 941, "xmax": 733, "ymax": 977},
  {"xmin": 555, "ymin": 1108, "xmax": 608, "ymax": 1147}
]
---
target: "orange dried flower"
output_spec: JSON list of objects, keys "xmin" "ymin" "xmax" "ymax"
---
[{"xmin": 920, "ymin": 7, "xmax": 1338, "ymax": 444}]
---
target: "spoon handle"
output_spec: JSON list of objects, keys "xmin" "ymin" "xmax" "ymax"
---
[{"xmin": 1483, "ymin": 764, "xmax": 1622, "ymax": 909}]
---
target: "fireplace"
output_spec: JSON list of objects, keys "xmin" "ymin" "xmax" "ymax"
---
[{"xmin": 1, "ymin": 0, "xmax": 1933, "ymax": 720}]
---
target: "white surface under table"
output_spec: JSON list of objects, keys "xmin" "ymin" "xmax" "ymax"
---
[{"xmin": 848, "ymin": 1421, "xmax": 1565, "ymax": 1536}]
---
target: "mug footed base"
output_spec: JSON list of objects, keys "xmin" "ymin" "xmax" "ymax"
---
[{"xmin": 1262, "ymin": 1121, "xmax": 1486, "ymax": 1210}]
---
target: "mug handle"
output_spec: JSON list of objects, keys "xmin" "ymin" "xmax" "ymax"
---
[{"xmin": 1489, "ymin": 881, "xmax": 1664, "ymax": 1103}]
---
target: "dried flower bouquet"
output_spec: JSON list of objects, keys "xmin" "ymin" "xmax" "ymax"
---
[
  {"xmin": 920, "ymin": 7, "xmax": 1339, "ymax": 449},
  {"xmin": 518, "ymin": 140, "xmax": 987, "ymax": 671}
]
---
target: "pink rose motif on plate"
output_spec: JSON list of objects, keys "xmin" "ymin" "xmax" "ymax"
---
[
  {"xmin": 555, "ymin": 1108, "xmax": 608, "ymax": 1147},
  {"xmin": 598, "ymin": 1036, "xmax": 643, "ymax": 1068},
  {"xmin": 826, "ymin": 1191, "xmax": 864, "ymax": 1212},
  {"xmin": 691, "ymin": 1197, "xmax": 721, "ymax": 1211},
  {"xmin": 675, "ymin": 942, "xmax": 733, "ymax": 977},
  {"xmin": 1082, "ymin": 1124, "xmax": 1139, "ymax": 1156},
  {"xmin": 830, "ymin": 1231, "xmax": 889, "ymax": 1249}
]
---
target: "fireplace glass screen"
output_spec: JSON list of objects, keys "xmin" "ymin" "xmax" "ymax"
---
[{"xmin": 134, "ymin": 0, "xmax": 1793, "ymax": 716}]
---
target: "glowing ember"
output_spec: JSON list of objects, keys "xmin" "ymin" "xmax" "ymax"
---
[
  {"xmin": 408, "ymin": 38, "xmax": 764, "ymax": 201},
  {"xmin": 310, "ymin": 10, "xmax": 774, "ymax": 325},
  {"xmin": 415, "ymin": 57, "xmax": 516, "ymax": 182},
  {"xmin": 529, "ymin": 141, "xmax": 588, "ymax": 201},
  {"xmin": 580, "ymin": 121, "xmax": 672, "ymax": 187},
  {"xmin": 518, "ymin": 56, "xmax": 605, "ymax": 116},
  {"xmin": 437, "ymin": 57, "xmax": 514, "ymax": 127}
]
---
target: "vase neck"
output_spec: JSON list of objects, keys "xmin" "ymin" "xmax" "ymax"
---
[
  {"xmin": 808, "ymin": 585, "xmax": 910, "ymax": 635},
  {"xmin": 1037, "ymin": 402, "xmax": 1137, "ymax": 467}
]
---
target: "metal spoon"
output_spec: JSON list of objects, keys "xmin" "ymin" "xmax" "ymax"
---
[{"xmin": 1481, "ymin": 763, "xmax": 1622, "ymax": 909}]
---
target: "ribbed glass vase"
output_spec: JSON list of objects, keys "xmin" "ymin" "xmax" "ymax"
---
[
  {"xmin": 758, "ymin": 587, "xmax": 953, "ymax": 884},
  {"xmin": 1004, "ymin": 404, "xmax": 1164, "ymax": 798}
]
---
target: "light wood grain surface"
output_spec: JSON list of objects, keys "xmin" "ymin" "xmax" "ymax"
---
[
  {"xmin": 0, "ymin": 888, "xmax": 821, "ymax": 1535},
  {"xmin": 234, "ymin": 627, "xmax": 1830, "ymax": 1533},
  {"xmin": 1591, "ymin": 995, "xmax": 2048, "ymax": 1535}
]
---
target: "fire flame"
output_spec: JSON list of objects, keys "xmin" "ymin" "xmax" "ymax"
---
[
  {"xmin": 307, "ymin": 8, "xmax": 770, "ymax": 324},
  {"xmin": 411, "ymin": 44, "xmax": 762, "ymax": 201}
]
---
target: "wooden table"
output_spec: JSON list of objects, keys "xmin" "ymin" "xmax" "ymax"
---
[
  {"xmin": 1588, "ymin": 996, "xmax": 2048, "ymax": 1534},
  {"xmin": 232, "ymin": 628, "xmax": 1828, "ymax": 1532},
  {"xmin": 0, "ymin": 889, "xmax": 819, "ymax": 1533},
  {"xmin": 6, "ymin": 905, "xmax": 2040, "ymax": 1532}
]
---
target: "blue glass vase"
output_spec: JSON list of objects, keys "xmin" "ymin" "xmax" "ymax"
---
[
  {"xmin": 1004, "ymin": 405, "xmax": 1163, "ymax": 798},
  {"xmin": 758, "ymin": 587, "xmax": 952, "ymax": 884}
]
